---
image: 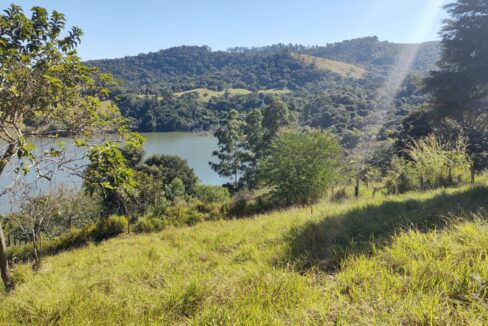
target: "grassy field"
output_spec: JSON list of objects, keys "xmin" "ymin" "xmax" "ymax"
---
[
  {"xmin": 291, "ymin": 53, "xmax": 366, "ymax": 79},
  {"xmin": 173, "ymin": 88, "xmax": 291, "ymax": 101},
  {"xmin": 1, "ymin": 182, "xmax": 488, "ymax": 325}
]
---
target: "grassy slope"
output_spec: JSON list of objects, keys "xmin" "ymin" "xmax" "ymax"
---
[
  {"xmin": 173, "ymin": 88, "xmax": 290, "ymax": 101},
  {"xmin": 1, "ymin": 183, "xmax": 488, "ymax": 325},
  {"xmin": 291, "ymin": 53, "xmax": 366, "ymax": 79}
]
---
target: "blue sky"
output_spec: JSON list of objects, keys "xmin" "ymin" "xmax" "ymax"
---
[{"xmin": 9, "ymin": 0, "xmax": 448, "ymax": 60}]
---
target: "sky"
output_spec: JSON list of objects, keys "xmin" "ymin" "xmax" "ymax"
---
[{"xmin": 9, "ymin": 0, "xmax": 448, "ymax": 60}]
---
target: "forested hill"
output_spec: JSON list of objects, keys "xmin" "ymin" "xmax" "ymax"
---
[
  {"xmin": 88, "ymin": 37, "xmax": 439, "ymax": 93},
  {"xmin": 87, "ymin": 37, "xmax": 440, "ymax": 133}
]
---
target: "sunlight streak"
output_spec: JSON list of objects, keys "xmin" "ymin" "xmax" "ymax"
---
[{"xmin": 375, "ymin": 0, "xmax": 444, "ymax": 121}]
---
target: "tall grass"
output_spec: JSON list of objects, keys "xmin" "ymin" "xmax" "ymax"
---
[{"xmin": 0, "ymin": 182, "xmax": 487, "ymax": 324}]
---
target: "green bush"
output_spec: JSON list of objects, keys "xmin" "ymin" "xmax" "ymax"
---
[
  {"xmin": 330, "ymin": 187, "xmax": 348, "ymax": 202},
  {"xmin": 133, "ymin": 216, "xmax": 166, "ymax": 233},
  {"xmin": 259, "ymin": 128, "xmax": 342, "ymax": 206},
  {"xmin": 91, "ymin": 215, "xmax": 128, "ymax": 242},
  {"xmin": 387, "ymin": 135, "xmax": 472, "ymax": 193},
  {"xmin": 194, "ymin": 184, "xmax": 231, "ymax": 203},
  {"xmin": 227, "ymin": 194, "xmax": 276, "ymax": 217},
  {"xmin": 164, "ymin": 203, "xmax": 206, "ymax": 226},
  {"xmin": 134, "ymin": 200, "xmax": 227, "ymax": 233}
]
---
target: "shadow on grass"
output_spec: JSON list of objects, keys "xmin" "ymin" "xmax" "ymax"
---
[{"xmin": 285, "ymin": 186, "xmax": 488, "ymax": 272}]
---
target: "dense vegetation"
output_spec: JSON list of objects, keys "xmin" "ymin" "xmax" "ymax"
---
[{"xmin": 88, "ymin": 37, "xmax": 440, "ymax": 138}]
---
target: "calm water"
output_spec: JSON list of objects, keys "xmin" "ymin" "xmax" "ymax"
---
[
  {"xmin": 142, "ymin": 132, "xmax": 224, "ymax": 185},
  {"xmin": 0, "ymin": 132, "xmax": 224, "ymax": 214}
]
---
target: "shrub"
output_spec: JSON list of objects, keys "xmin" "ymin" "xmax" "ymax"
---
[
  {"xmin": 133, "ymin": 216, "xmax": 166, "ymax": 233},
  {"xmin": 194, "ymin": 184, "xmax": 231, "ymax": 203},
  {"xmin": 331, "ymin": 187, "xmax": 348, "ymax": 202},
  {"xmin": 259, "ymin": 128, "xmax": 342, "ymax": 205},
  {"xmin": 387, "ymin": 135, "xmax": 472, "ymax": 193},
  {"xmin": 91, "ymin": 215, "xmax": 128, "ymax": 242},
  {"xmin": 227, "ymin": 193, "xmax": 276, "ymax": 217},
  {"xmin": 406, "ymin": 134, "xmax": 471, "ymax": 189},
  {"xmin": 385, "ymin": 156, "xmax": 416, "ymax": 194},
  {"xmin": 164, "ymin": 203, "xmax": 206, "ymax": 226}
]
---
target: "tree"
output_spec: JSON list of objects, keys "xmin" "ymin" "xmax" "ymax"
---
[
  {"xmin": 83, "ymin": 142, "xmax": 137, "ymax": 220},
  {"xmin": 139, "ymin": 154, "xmax": 198, "ymax": 194},
  {"xmin": 425, "ymin": 0, "xmax": 488, "ymax": 116},
  {"xmin": 210, "ymin": 109, "xmax": 246, "ymax": 191},
  {"xmin": 262, "ymin": 97, "xmax": 290, "ymax": 145},
  {"xmin": 241, "ymin": 108, "xmax": 265, "ymax": 188},
  {"xmin": 423, "ymin": 0, "xmax": 488, "ymax": 173},
  {"xmin": 0, "ymin": 5, "xmax": 123, "ymax": 290},
  {"xmin": 259, "ymin": 128, "xmax": 342, "ymax": 206}
]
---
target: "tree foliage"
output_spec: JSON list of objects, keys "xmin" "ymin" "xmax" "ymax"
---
[
  {"xmin": 259, "ymin": 128, "xmax": 342, "ymax": 205},
  {"xmin": 425, "ymin": 0, "xmax": 488, "ymax": 117},
  {"xmin": 0, "ymin": 4, "xmax": 124, "ymax": 290},
  {"xmin": 210, "ymin": 109, "xmax": 246, "ymax": 190}
]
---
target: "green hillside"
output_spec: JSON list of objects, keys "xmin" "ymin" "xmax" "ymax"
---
[
  {"xmin": 2, "ymin": 181, "xmax": 487, "ymax": 325},
  {"xmin": 291, "ymin": 53, "xmax": 366, "ymax": 79},
  {"xmin": 173, "ymin": 88, "xmax": 291, "ymax": 101},
  {"xmin": 88, "ymin": 38, "xmax": 439, "ymax": 134}
]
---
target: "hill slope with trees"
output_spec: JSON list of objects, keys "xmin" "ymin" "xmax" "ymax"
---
[{"xmin": 87, "ymin": 37, "xmax": 440, "ymax": 134}]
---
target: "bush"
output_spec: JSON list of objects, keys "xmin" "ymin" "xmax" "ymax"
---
[
  {"xmin": 385, "ymin": 156, "xmax": 416, "ymax": 194},
  {"xmin": 164, "ymin": 203, "xmax": 206, "ymax": 226},
  {"xmin": 134, "ymin": 200, "xmax": 228, "ymax": 233},
  {"xmin": 133, "ymin": 216, "xmax": 166, "ymax": 233},
  {"xmin": 387, "ymin": 135, "xmax": 472, "ymax": 193},
  {"xmin": 331, "ymin": 187, "xmax": 348, "ymax": 202},
  {"xmin": 406, "ymin": 134, "xmax": 471, "ymax": 189},
  {"xmin": 91, "ymin": 215, "xmax": 128, "ymax": 242},
  {"xmin": 194, "ymin": 184, "xmax": 231, "ymax": 203},
  {"xmin": 227, "ymin": 193, "xmax": 276, "ymax": 217},
  {"xmin": 259, "ymin": 128, "xmax": 342, "ymax": 205}
]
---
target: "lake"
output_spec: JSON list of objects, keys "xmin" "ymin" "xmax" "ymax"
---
[{"xmin": 0, "ymin": 132, "xmax": 225, "ymax": 214}]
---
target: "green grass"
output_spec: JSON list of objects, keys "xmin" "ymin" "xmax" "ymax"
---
[
  {"xmin": 1, "ymin": 182, "xmax": 488, "ymax": 325},
  {"xmin": 291, "ymin": 53, "xmax": 367, "ymax": 79}
]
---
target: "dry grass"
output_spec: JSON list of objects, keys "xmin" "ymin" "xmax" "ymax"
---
[
  {"xmin": 173, "ymin": 88, "xmax": 290, "ymax": 101},
  {"xmin": 292, "ymin": 53, "xmax": 366, "ymax": 79}
]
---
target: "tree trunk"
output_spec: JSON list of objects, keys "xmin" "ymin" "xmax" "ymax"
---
[
  {"xmin": 119, "ymin": 194, "xmax": 130, "ymax": 234},
  {"xmin": 0, "ymin": 224, "xmax": 12, "ymax": 291},
  {"xmin": 0, "ymin": 143, "xmax": 18, "ymax": 175},
  {"xmin": 0, "ymin": 144, "xmax": 18, "ymax": 291},
  {"xmin": 234, "ymin": 169, "xmax": 238, "ymax": 191},
  {"xmin": 32, "ymin": 230, "xmax": 41, "ymax": 270},
  {"xmin": 354, "ymin": 176, "xmax": 360, "ymax": 198},
  {"xmin": 471, "ymin": 165, "xmax": 475, "ymax": 184}
]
